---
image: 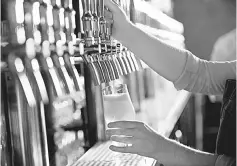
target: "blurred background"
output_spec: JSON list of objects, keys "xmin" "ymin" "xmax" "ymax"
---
[{"xmin": 1, "ymin": 0, "xmax": 236, "ymax": 165}]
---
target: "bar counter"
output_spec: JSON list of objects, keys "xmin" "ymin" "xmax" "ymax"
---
[
  {"xmin": 73, "ymin": 141, "xmax": 156, "ymax": 166},
  {"xmin": 73, "ymin": 89, "xmax": 191, "ymax": 166}
]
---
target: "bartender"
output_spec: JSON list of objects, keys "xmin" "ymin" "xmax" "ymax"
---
[{"xmin": 105, "ymin": 0, "xmax": 236, "ymax": 166}]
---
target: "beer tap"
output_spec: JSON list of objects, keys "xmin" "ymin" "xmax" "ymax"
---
[
  {"xmin": 77, "ymin": 42, "xmax": 102, "ymax": 85},
  {"xmin": 123, "ymin": 48, "xmax": 136, "ymax": 72},
  {"xmin": 91, "ymin": 0, "xmax": 101, "ymax": 45},
  {"xmin": 23, "ymin": 2, "xmax": 51, "ymax": 165},
  {"xmin": 23, "ymin": 1, "xmax": 49, "ymax": 102},
  {"xmin": 92, "ymin": 0, "xmax": 119, "ymax": 82},
  {"xmin": 79, "ymin": 0, "xmax": 108, "ymax": 85},
  {"xmin": 49, "ymin": 0, "xmax": 76, "ymax": 95},
  {"xmin": 129, "ymin": 52, "xmax": 141, "ymax": 71},
  {"xmin": 112, "ymin": 52, "xmax": 124, "ymax": 76},
  {"xmin": 81, "ymin": 0, "xmax": 94, "ymax": 47},
  {"xmin": 33, "ymin": 1, "xmax": 76, "ymax": 164},
  {"xmin": 91, "ymin": 54, "xmax": 106, "ymax": 83},
  {"xmin": 107, "ymin": 53, "xmax": 120, "ymax": 79},
  {"xmin": 60, "ymin": 0, "xmax": 87, "ymax": 124},
  {"xmin": 98, "ymin": 0, "xmax": 107, "ymax": 43},
  {"xmin": 4, "ymin": 0, "xmax": 51, "ymax": 165},
  {"xmin": 120, "ymin": 48, "xmax": 133, "ymax": 74},
  {"xmin": 99, "ymin": 0, "xmax": 120, "ymax": 81},
  {"xmin": 107, "ymin": 41, "xmax": 124, "ymax": 76},
  {"xmin": 115, "ymin": 43, "xmax": 128, "ymax": 75},
  {"xmin": 61, "ymin": 0, "xmax": 84, "ymax": 92},
  {"xmin": 102, "ymin": 53, "xmax": 116, "ymax": 81},
  {"xmin": 36, "ymin": 0, "xmax": 65, "ymax": 97},
  {"xmin": 82, "ymin": 53, "xmax": 101, "ymax": 85},
  {"xmin": 98, "ymin": 2, "xmax": 128, "ymax": 77}
]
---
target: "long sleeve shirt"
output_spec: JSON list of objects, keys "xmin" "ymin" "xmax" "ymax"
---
[
  {"xmin": 173, "ymin": 51, "xmax": 236, "ymax": 95},
  {"xmin": 173, "ymin": 51, "xmax": 236, "ymax": 166}
]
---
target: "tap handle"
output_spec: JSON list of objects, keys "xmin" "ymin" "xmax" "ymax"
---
[
  {"xmin": 8, "ymin": 54, "xmax": 37, "ymax": 107},
  {"xmin": 87, "ymin": 55, "xmax": 101, "ymax": 85},
  {"xmin": 38, "ymin": 2, "xmax": 50, "ymax": 42},
  {"xmin": 116, "ymin": 53, "xmax": 128, "ymax": 75},
  {"xmin": 121, "ymin": 51, "xmax": 132, "ymax": 73},
  {"xmin": 129, "ymin": 52, "xmax": 140, "ymax": 71},
  {"xmin": 104, "ymin": 55, "xmax": 116, "ymax": 81},
  {"xmin": 63, "ymin": 55, "xmax": 83, "ymax": 91},
  {"xmin": 108, "ymin": 55, "xmax": 120, "ymax": 79},
  {"xmin": 126, "ymin": 51, "xmax": 136, "ymax": 72},
  {"xmin": 81, "ymin": 0, "xmax": 94, "ymax": 46},
  {"xmin": 23, "ymin": 1, "xmax": 34, "ymax": 40},
  {"xmin": 112, "ymin": 54, "xmax": 123, "ymax": 76},
  {"xmin": 98, "ymin": 0, "xmax": 106, "ymax": 41},
  {"xmin": 91, "ymin": 0, "xmax": 100, "ymax": 41},
  {"xmin": 81, "ymin": 0, "xmax": 91, "ymax": 14},
  {"xmin": 91, "ymin": 0, "xmax": 98, "ymax": 15},
  {"xmin": 92, "ymin": 55, "xmax": 105, "ymax": 83},
  {"xmin": 6, "ymin": 0, "xmax": 26, "ymax": 45},
  {"xmin": 98, "ymin": 0, "xmax": 104, "ymax": 18},
  {"xmin": 99, "ymin": 55, "xmax": 111, "ymax": 82}
]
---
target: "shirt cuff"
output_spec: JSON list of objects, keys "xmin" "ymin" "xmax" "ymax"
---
[
  {"xmin": 215, "ymin": 155, "xmax": 236, "ymax": 166},
  {"xmin": 173, "ymin": 51, "xmax": 200, "ymax": 90}
]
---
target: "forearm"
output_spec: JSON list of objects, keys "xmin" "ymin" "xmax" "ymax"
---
[
  {"xmin": 116, "ymin": 23, "xmax": 188, "ymax": 82},
  {"xmin": 158, "ymin": 138, "xmax": 218, "ymax": 166}
]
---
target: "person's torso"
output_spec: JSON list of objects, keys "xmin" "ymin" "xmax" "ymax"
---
[{"xmin": 216, "ymin": 79, "xmax": 236, "ymax": 157}]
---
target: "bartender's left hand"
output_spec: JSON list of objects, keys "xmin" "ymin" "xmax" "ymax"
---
[{"xmin": 106, "ymin": 121, "xmax": 170, "ymax": 160}]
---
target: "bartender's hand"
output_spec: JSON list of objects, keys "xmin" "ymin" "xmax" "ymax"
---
[
  {"xmin": 106, "ymin": 121, "xmax": 171, "ymax": 161},
  {"xmin": 106, "ymin": 121, "xmax": 219, "ymax": 166},
  {"xmin": 104, "ymin": 0, "xmax": 132, "ymax": 40}
]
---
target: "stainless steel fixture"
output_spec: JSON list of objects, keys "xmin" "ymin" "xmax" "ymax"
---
[{"xmin": 1, "ymin": 0, "xmax": 142, "ymax": 165}]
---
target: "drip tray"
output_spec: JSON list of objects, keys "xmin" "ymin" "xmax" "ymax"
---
[{"xmin": 72, "ymin": 141, "xmax": 156, "ymax": 166}]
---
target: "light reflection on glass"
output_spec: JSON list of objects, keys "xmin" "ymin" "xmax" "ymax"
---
[
  {"xmin": 46, "ymin": 5, "xmax": 54, "ymax": 26},
  {"xmin": 42, "ymin": 41, "xmax": 51, "ymax": 57},
  {"xmin": 15, "ymin": 0, "xmax": 24, "ymax": 24},
  {"xmin": 24, "ymin": 13, "xmax": 32, "ymax": 23},
  {"xmin": 31, "ymin": 59, "xmax": 40, "ymax": 71},
  {"xmin": 59, "ymin": 8, "xmax": 65, "ymax": 27},
  {"xmin": 60, "ymin": 32, "xmax": 66, "ymax": 43},
  {"xmin": 26, "ymin": 38, "xmax": 36, "ymax": 59},
  {"xmin": 46, "ymin": 57, "xmax": 54, "ymax": 68},
  {"xmin": 32, "ymin": 2, "xmax": 40, "ymax": 25},
  {"xmin": 59, "ymin": 57, "xmax": 65, "ymax": 65},
  {"xmin": 43, "ymin": 0, "xmax": 51, "ymax": 5},
  {"xmin": 65, "ymin": 17, "xmax": 69, "ymax": 29},
  {"xmin": 15, "ymin": 58, "xmax": 24, "ymax": 72},
  {"xmin": 48, "ymin": 27, "xmax": 55, "ymax": 43},
  {"xmin": 71, "ymin": 11, "xmax": 76, "ymax": 30},
  {"xmin": 34, "ymin": 30, "xmax": 41, "ymax": 45},
  {"xmin": 68, "ymin": 0, "xmax": 72, "ymax": 9},
  {"xmin": 56, "ymin": 0, "xmax": 61, "ymax": 6},
  {"xmin": 77, "ymin": 131, "xmax": 84, "ymax": 140},
  {"xmin": 73, "ymin": 111, "xmax": 81, "ymax": 120},
  {"xmin": 16, "ymin": 26, "xmax": 26, "ymax": 44}
]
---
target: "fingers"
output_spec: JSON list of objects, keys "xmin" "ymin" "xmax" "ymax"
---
[
  {"xmin": 108, "ymin": 121, "xmax": 144, "ymax": 129},
  {"xmin": 109, "ymin": 145, "xmax": 136, "ymax": 153},
  {"xmin": 110, "ymin": 135, "xmax": 135, "ymax": 144},
  {"xmin": 106, "ymin": 128, "xmax": 139, "ymax": 137}
]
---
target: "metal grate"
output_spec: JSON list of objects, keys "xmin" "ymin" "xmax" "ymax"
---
[{"xmin": 72, "ymin": 141, "xmax": 156, "ymax": 166}]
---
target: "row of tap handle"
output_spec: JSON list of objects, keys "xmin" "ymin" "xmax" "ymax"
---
[
  {"xmin": 3, "ymin": 0, "xmax": 85, "ymax": 107},
  {"xmin": 79, "ymin": 0, "xmax": 143, "ymax": 86},
  {"xmin": 3, "ymin": 0, "xmax": 142, "ymax": 89}
]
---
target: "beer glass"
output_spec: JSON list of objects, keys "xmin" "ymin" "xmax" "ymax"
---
[{"xmin": 103, "ymin": 84, "xmax": 136, "ymax": 163}]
